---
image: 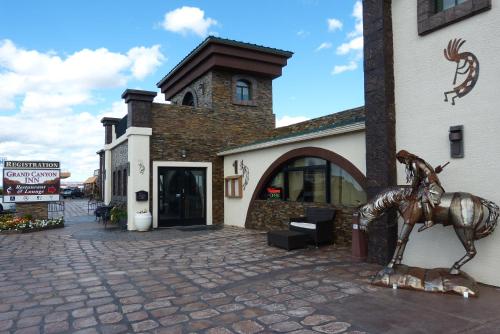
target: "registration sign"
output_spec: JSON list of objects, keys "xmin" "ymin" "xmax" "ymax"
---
[{"xmin": 2, "ymin": 161, "xmax": 61, "ymax": 203}]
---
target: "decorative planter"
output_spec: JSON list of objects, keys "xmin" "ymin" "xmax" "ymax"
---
[{"xmin": 134, "ymin": 212, "xmax": 152, "ymax": 231}]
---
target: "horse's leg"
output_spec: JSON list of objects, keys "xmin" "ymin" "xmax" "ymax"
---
[
  {"xmin": 450, "ymin": 227, "xmax": 477, "ymax": 275},
  {"xmin": 387, "ymin": 222, "xmax": 414, "ymax": 269}
]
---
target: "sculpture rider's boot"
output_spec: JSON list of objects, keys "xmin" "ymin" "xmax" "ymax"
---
[{"xmin": 418, "ymin": 202, "xmax": 434, "ymax": 232}]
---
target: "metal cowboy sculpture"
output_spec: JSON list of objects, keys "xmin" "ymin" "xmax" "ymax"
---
[{"xmin": 358, "ymin": 150, "xmax": 498, "ymax": 282}]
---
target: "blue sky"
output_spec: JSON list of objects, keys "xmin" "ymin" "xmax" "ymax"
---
[{"xmin": 0, "ymin": 0, "xmax": 364, "ymax": 182}]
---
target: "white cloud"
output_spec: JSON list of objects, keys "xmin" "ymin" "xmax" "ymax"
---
[
  {"xmin": 296, "ymin": 30, "xmax": 310, "ymax": 38},
  {"xmin": 161, "ymin": 6, "xmax": 217, "ymax": 37},
  {"xmin": 332, "ymin": 61, "xmax": 358, "ymax": 75},
  {"xmin": 336, "ymin": 36, "xmax": 363, "ymax": 55},
  {"xmin": 0, "ymin": 100, "xmax": 129, "ymax": 184},
  {"xmin": 0, "ymin": 39, "xmax": 165, "ymax": 113},
  {"xmin": 127, "ymin": 45, "xmax": 165, "ymax": 80},
  {"xmin": 348, "ymin": 1, "xmax": 363, "ymax": 38},
  {"xmin": 153, "ymin": 89, "xmax": 171, "ymax": 104},
  {"xmin": 327, "ymin": 18, "xmax": 343, "ymax": 32},
  {"xmin": 276, "ymin": 115, "xmax": 310, "ymax": 127},
  {"xmin": 0, "ymin": 40, "xmax": 165, "ymax": 183},
  {"xmin": 332, "ymin": 1, "xmax": 364, "ymax": 75},
  {"xmin": 315, "ymin": 42, "xmax": 332, "ymax": 52},
  {"xmin": 353, "ymin": 1, "xmax": 363, "ymax": 22}
]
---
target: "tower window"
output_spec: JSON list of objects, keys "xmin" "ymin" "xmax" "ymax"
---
[
  {"xmin": 236, "ymin": 80, "xmax": 251, "ymax": 101},
  {"xmin": 182, "ymin": 92, "xmax": 195, "ymax": 106},
  {"xmin": 436, "ymin": 0, "xmax": 466, "ymax": 12}
]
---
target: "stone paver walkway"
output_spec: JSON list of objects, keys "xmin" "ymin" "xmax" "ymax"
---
[{"xmin": 1, "ymin": 200, "xmax": 499, "ymax": 333}]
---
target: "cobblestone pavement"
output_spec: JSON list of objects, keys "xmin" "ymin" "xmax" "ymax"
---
[
  {"xmin": 62, "ymin": 199, "xmax": 92, "ymax": 219},
  {"xmin": 1, "ymin": 200, "xmax": 500, "ymax": 334}
]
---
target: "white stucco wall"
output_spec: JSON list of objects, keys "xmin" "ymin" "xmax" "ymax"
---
[
  {"xmin": 126, "ymin": 128, "xmax": 152, "ymax": 231},
  {"xmin": 393, "ymin": 2, "xmax": 500, "ymax": 285},
  {"xmin": 222, "ymin": 130, "xmax": 366, "ymax": 228}
]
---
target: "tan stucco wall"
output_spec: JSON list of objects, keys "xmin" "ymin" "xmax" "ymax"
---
[
  {"xmin": 223, "ymin": 131, "xmax": 366, "ymax": 228},
  {"xmin": 393, "ymin": 2, "xmax": 500, "ymax": 285}
]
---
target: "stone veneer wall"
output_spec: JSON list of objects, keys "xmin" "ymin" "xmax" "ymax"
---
[
  {"xmin": 16, "ymin": 203, "xmax": 48, "ymax": 220},
  {"xmin": 170, "ymin": 72, "xmax": 213, "ymax": 108},
  {"xmin": 150, "ymin": 100, "xmax": 275, "ymax": 225},
  {"xmin": 363, "ymin": 0, "xmax": 398, "ymax": 264},
  {"xmin": 111, "ymin": 141, "xmax": 128, "ymax": 204},
  {"xmin": 169, "ymin": 69, "xmax": 275, "ymax": 128},
  {"xmin": 246, "ymin": 200, "xmax": 356, "ymax": 246}
]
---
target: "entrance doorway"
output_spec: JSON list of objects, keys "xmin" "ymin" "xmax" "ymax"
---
[{"xmin": 158, "ymin": 167, "xmax": 206, "ymax": 227}]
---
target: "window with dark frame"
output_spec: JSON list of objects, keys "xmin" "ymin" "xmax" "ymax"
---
[
  {"xmin": 436, "ymin": 0, "xmax": 467, "ymax": 12},
  {"xmin": 123, "ymin": 169, "xmax": 127, "ymax": 196},
  {"xmin": 236, "ymin": 80, "xmax": 251, "ymax": 101},
  {"xmin": 117, "ymin": 170, "xmax": 122, "ymax": 197},
  {"xmin": 113, "ymin": 171, "xmax": 116, "ymax": 196},
  {"xmin": 418, "ymin": 0, "xmax": 491, "ymax": 36},
  {"xmin": 260, "ymin": 156, "xmax": 366, "ymax": 207}
]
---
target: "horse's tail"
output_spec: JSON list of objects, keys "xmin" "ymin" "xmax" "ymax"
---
[{"xmin": 475, "ymin": 198, "xmax": 499, "ymax": 239}]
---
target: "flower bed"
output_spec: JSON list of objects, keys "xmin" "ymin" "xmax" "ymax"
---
[{"xmin": 0, "ymin": 214, "xmax": 64, "ymax": 233}]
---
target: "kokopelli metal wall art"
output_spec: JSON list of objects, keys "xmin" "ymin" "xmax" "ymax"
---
[{"xmin": 444, "ymin": 38, "xmax": 479, "ymax": 106}]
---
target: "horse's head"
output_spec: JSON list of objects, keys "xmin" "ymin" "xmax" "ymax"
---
[{"xmin": 357, "ymin": 203, "xmax": 373, "ymax": 232}]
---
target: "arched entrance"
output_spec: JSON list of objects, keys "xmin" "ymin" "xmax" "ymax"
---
[{"xmin": 245, "ymin": 147, "xmax": 367, "ymax": 245}]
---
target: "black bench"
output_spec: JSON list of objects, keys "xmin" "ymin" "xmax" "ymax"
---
[{"xmin": 267, "ymin": 230, "xmax": 308, "ymax": 251}]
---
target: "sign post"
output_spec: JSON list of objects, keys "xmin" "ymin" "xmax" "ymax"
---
[{"xmin": 2, "ymin": 161, "xmax": 61, "ymax": 219}]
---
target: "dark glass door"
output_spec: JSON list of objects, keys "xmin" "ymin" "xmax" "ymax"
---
[{"xmin": 158, "ymin": 167, "xmax": 206, "ymax": 227}]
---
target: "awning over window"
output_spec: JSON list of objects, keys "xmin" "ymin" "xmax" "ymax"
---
[{"xmin": 83, "ymin": 176, "xmax": 97, "ymax": 184}]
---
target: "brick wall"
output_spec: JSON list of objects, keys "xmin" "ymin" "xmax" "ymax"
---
[
  {"xmin": 16, "ymin": 203, "xmax": 48, "ymax": 220},
  {"xmin": 150, "ymin": 85, "xmax": 275, "ymax": 224},
  {"xmin": 246, "ymin": 200, "xmax": 356, "ymax": 246}
]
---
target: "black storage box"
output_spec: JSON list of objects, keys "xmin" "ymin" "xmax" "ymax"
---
[{"xmin": 267, "ymin": 230, "xmax": 308, "ymax": 251}]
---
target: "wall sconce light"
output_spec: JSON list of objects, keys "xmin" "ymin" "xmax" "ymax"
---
[
  {"xmin": 449, "ymin": 125, "xmax": 464, "ymax": 158},
  {"xmin": 180, "ymin": 149, "xmax": 187, "ymax": 158}
]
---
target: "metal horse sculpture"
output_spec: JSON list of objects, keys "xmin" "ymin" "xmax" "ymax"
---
[
  {"xmin": 359, "ymin": 187, "xmax": 498, "ymax": 274},
  {"xmin": 443, "ymin": 38, "xmax": 479, "ymax": 105}
]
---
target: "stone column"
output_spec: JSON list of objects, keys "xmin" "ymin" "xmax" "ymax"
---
[
  {"xmin": 16, "ymin": 203, "xmax": 48, "ymax": 219},
  {"xmin": 122, "ymin": 89, "xmax": 156, "ymax": 230},
  {"xmin": 363, "ymin": 0, "xmax": 398, "ymax": 264}
]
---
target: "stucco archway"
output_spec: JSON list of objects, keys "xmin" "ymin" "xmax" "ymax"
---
[{"xmin": 245, "ymin": 146, "xmax": 367, "ymax": 229}]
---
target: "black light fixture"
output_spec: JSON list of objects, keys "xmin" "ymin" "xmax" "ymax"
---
[
  {"xmin": 449, "ymin": 125, "xmax": 464, "ymax": 158},
  {"xmin": 180, "ymin": 149, "xmax": 187, "ymax": 158}
]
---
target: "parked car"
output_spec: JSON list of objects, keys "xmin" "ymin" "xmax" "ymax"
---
[
  {"xmin": 61, "ymin": 188, "xmax": 84, "ymax": 199},
  {"xmin": 0, "ymin": 197, "xmax": 16, "ymax": 213}
]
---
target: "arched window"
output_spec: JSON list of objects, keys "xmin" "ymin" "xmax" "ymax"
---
[
  {"xmin": 182, "ymin": 92, "xmax": 195, "ymax": 106},
  {"xmin": 236, "ymin": 80, "xmax": 251, "ymax": 101},
  {"xmin": 260, "ymin": 156, "xmax": 366, "ymax": 206}
]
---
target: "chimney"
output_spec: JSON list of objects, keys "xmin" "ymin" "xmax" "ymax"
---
[
  {"xmin": 101, "ymin": 117, "xmax": 120, "ymax": 145},
  {"xmin": 121, "ymin": 89, "xmax": 157, "ymax": 128}
]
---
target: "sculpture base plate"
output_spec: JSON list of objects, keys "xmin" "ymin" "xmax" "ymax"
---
[{"xmin": 371, "ymin": 265, "xmax": 478, "ymax": 297}]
